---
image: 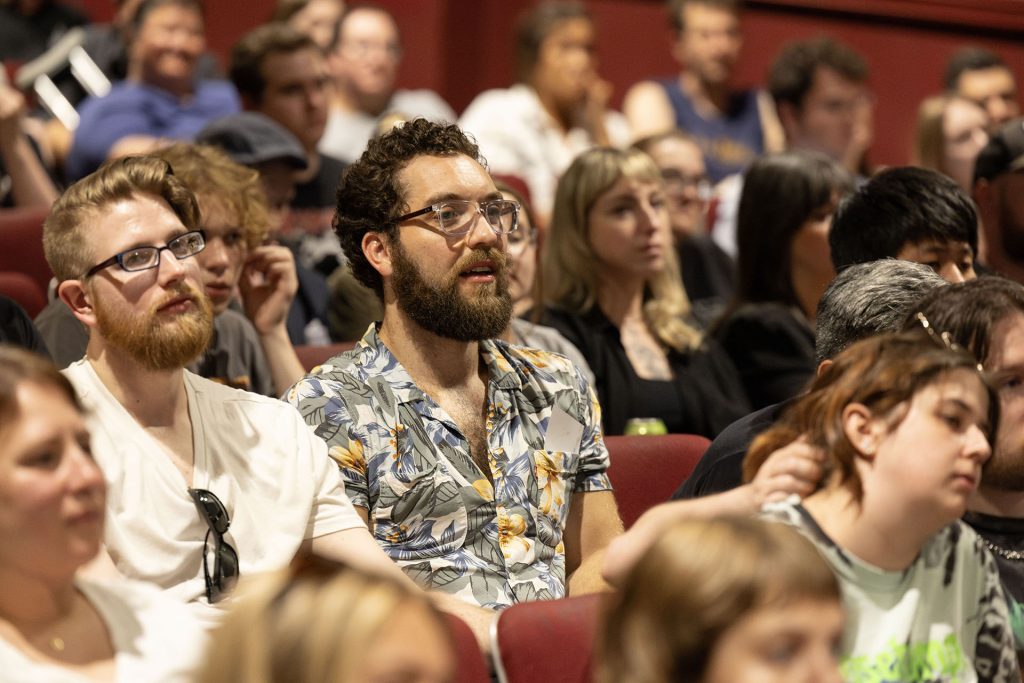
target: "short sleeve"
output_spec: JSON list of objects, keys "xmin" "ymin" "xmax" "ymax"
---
[
  {"xmin": 288, "ymin": 376, "xmax": 372, "ymax": 511},
  {"xmin": 573, "ymin": 368, "xmax": 612, "ymax": 494},
  {"xmin": 299, "ymin": 415, "xmax": 367, "ymax": 538}
]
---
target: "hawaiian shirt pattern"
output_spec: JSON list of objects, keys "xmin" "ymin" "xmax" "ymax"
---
[{"xmin": 286, "ymin": 325, "xmax": 612, "ymax": 609}]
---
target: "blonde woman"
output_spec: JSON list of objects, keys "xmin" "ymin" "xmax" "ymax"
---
[
  {"xmin": 913, "ymin": 93, "xmax": 989, "ymax": 192},
  {"xmin": 597, "ymin": 516, "xmax": 844, "ymax": 683},
  {"xmin": 196, "ymin": 554, "xmax": 455, "ymax": 683},
  {"xmin": 541, "ymin": 147, "xmax": 749, "ymax": 436}
]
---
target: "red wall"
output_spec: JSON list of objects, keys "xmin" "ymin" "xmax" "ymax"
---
[{"xmin": 72, "ymin": 0, "xmax": 1024, "ymax": 167}]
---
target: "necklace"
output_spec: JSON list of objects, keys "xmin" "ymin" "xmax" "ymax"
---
[{"xmin": 983, "ymin": 538, "xmax": 1024, "ymax": 561}]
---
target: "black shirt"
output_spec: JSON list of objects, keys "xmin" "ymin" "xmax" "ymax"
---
[
  {"xmin": 542, "ymin": 306, "xmax": 750, "ymax": 438},
  {"xmin": 672, "ymin": 399, "xmax": 790, "ymax": 499}
]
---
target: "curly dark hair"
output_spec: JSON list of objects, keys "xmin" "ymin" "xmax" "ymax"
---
[{"xmin": 334, "ymin": 118, "xmax": 484, "ymax": 298}]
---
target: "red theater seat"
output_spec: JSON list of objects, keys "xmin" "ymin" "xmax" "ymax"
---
[
  {"xmin": 492, "ymin": 593, "xmax": 605, "ymax": 683},
  {"xmin": 605, "ymin": 434, "xmax": 710, "ymax": 528}
]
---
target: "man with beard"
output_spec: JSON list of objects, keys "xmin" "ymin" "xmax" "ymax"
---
[
  {"xmin": 287, "ymin": 119, "xmax": 622, "ymax": 611},
  {"xmin": 42, "ymin": 155, "xmax": 406, "ymax": 614}
]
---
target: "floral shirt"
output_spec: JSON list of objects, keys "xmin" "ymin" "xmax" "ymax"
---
[{"xmin": 286, "ymin": 325, "xmax": 612, "ymax": 609}]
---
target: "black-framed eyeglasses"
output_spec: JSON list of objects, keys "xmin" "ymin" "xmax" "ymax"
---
[
  {"xmin": 84, "ymin": 230, "xmax": 206, "ymax": 278},
  {"xmin": 394, "ymin": 199, "xmax": 520, "ymax": 237},
  {"xmin": 188, "ymin": 487, "xmax": 240, "ymax": 603}
]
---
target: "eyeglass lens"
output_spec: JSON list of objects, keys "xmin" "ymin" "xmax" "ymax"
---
[{"xmin": 437, "ymin": 200, "xmax": 518, "ymax": 234}]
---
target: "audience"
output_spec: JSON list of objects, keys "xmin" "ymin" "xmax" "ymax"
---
[
  {"xmin": 946, "ymin": 47, "xmax": 1020, "ymax": 131},
  {"xmin": 633, "ymin": 130, "xmax": 735, "ymax": 323},
  {"xmin": 65, "ymin": 0, "xmax": 240, "ymax": 180},
  {"xmin": 913, "ymin": 92, "xmax": 989, "ymax": 192},
  {"xmin": 748, "ymin": 331, "xmax": 1018, "ymax": 680},
  {"xmin": 287, "ymin": 121, "xmax": 621, "ymax": 638},
  {"xmin": 43, "ymin": 156, "xmax": 401, "ymax": 614},
  {"xmin": 230, "ymin": 22, "xmax": 347, "ymax": 277},
  {"xmin": 320, "ymin": 4, "xmax": 455, "ymax": 163},
  {"xmin": 197, "ymin": 554, "xmax": 455, "ymax": 683},
  {"xmin": 676, "ymin": 259, "xmax": 945, "ymax": 500},
  {"xmin": 598, "ymin": 517, "xmax": 843, "ymax": 683},
  {"xmin": 829, "ymin": 166, "xmax": 980, "ymax": 282},
  {"xmin": 541, "ymin": 147, "xmax": 749, "ymax": 437},
  {"xmin": 460, "ymin": 1, "xmax": 629, "ymax": 222},
  {"xmin": 712, "ymin": 151, "xmax": 853, "ymax": 409},
  {"xmin": 973, "ymin": 117, "xmax": 1024, "ymax": 284},
  {"xmin": 0, "ymin": 346, "xmax": 205, "ymax": 681},
  {"xmin": 711, "ymin": 36, "xmax": 871, "ymax": 257},
  {"xmin": 623, "ymin": 0, "xmax": 783, "ymax": 183},
  {"xmin": 36, "ymin": 143, "xmax": 305, "ymax": 396}
]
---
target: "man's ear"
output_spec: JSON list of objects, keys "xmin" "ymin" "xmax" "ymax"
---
[
  {"xmin": 362, "ymin": 231, "xmax": 394, "ymax": 280},
  {"xmin": 57, "ymin": 279, "xmax": 98, "ymax": 329},
  {"xmin": 841, "ymin": 402, "xmax": 884, "ymax": 459},
  {"xmin": 815, "ymin": 358, "xmax": 832, "ymax": 379}
]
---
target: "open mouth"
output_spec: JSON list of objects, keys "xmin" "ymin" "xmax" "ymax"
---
[{"xmin": 459, "ymin": 261, "xmax": 497, "ymax": 280}]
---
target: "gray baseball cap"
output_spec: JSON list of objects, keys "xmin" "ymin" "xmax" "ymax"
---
[{"xmin": 197, "ymin": 112, "xmax": 308, "ymax": 170}]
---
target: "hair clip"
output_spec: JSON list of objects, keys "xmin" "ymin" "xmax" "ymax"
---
[{"xmin": 915, "ymin": 312, "xmax": 984, "ymax": 372}]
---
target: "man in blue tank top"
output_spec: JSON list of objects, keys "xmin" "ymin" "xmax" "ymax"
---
[{"xmin": 623, "ymin": 0, "xmax": 782, "ymax": 183}]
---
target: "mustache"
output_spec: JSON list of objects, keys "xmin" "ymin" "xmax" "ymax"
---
[
  {"xmin": 452, "ymin": 248, "xmax": 509, "ymax": 274},
  {"xmin": 150, "ymin": 282, "xmax": 206, "ymax": 314}
]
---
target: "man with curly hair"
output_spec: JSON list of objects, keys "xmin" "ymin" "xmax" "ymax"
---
[{"xmin": 287, "ymin": 119, "xmax": 623, "ymax": 619}]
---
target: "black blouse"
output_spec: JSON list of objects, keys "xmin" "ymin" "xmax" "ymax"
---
[{"xmin": 541, "ymin": 306, "xmax": 750, "ymax": 438}]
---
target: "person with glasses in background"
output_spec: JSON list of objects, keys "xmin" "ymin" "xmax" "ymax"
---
[
  {"xmin": 41, "ymin": 156, "xmax": 407, "ymax": 621},
  {"xmin": 0, "ymin": 346, "xmax": 206, "ymax": 682},
  {"xmin": 287, "ymin": 120, "xmax": 623, "ymax": 648},
  {"xmin": 633, "ymin": 130, "xmax": 736, "ymax": 326}
]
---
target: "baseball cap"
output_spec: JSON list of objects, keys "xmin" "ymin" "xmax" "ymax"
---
[
  {"xmin": 197, "ymin": 112, "xmax": 308, "ymax": 170},
  {"xmin": 973, "ymin": 117, "xmax": 1024, "ymax": 184}
]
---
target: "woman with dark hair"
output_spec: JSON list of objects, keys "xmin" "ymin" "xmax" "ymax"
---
[
  {"xmin": 541, "ymin": 147, "xmax": 749, "ymax": 437},
  {"xmin": 0, "ymin": 347, "xmax": 204, "ymax": 681},
  {"xmin": 713, "ymin": 151, "xmax": 853, "ymax": 409},
  {"xmin": 747, "ymin": 330, "xmax": 1018, "ymax": 681}
]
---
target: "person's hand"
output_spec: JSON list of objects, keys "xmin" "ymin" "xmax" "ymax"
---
[
  {"xmin": 239, "ymin": 244, "xmax": 299, "ymax": 335},
  {"xmin": 582, "ymin": 76, "xmax": 614, "ymax": 146},
  {"xmin": 747, "ymin": 436, "xmax": 826, "ymax": 508}
]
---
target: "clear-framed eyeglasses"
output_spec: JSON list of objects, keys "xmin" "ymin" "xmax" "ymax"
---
[
  {"xmin": 394, "ymin": 199, "xmax": 520, "ymax": 237},
  {"xmin": 661, "ymin": 169, "xmax": 712, "ymax": 202},
  {"xmin": 84, "ymin": 230, "xmax": 206, "ymax": 278}
]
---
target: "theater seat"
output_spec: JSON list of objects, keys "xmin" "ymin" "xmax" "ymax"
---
[
  {"xmin": 444, "ymin": 614, "xmax": 491, "ymax": 683},
  {"xmin": 0, "ymin": 206, "xmax": 53, "ymax": 298},
  {"xmin": 294, "ymin": 342, "xmax": 356, "ymax": 371},
  {"xmin": 605, "ymin": 434, "xmax": 710, "ymax": 528},
  {"xmin": 0, "ymin": 271, "xmax": 47, "ymax": 318},
  {"xmin": 492, "ymin": 593, "xmax": 605, "ymax": 683}
]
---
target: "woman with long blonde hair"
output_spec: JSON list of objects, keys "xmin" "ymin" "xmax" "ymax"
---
[{"xmin": 541, "ymin": 147, "xmax": 748, "ymax": 436}]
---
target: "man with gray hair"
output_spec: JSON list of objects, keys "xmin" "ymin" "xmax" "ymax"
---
[{"xmin": 674, "ymin": 258, "xmax": 947, "ymax": 499}]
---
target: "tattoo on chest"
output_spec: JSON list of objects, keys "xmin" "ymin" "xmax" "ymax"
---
[{"xmin": 621, "ymin": 321, "xmax": 673, "ymax": 381}]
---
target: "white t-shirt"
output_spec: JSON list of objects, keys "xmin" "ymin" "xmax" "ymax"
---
[
  {"xmin": 0, "ymin": 577, "xmax": 205, "ymax": 683},
  {"xmin": 763, "ymin": 497, "xmax": 1020, "ymax": 682},
  {"xmin": 459, "ymin": 83, "xmax": 631, "ymax": 219},
  {"xmin": 64, "ymin": 361, "xmax": 365, "ymax": 605}
]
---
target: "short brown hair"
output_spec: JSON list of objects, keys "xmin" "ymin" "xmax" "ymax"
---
[
  {"xmin": 230, "ymin": 22, "xmax": 319, "ymax": 105},
  {"xmin": 44, "ymin": 156, "xmax": 200, "ymax": 282},
  {"xmin": 596, "ymin": 516, "xmax": 840, "ymax": 683},
  {"xmin": 743, "ymin": 331, "xmax": 999, "ymax": 501},
  {"xmin": 152, "ymin": 143, "xmax": 270, "ymax": 249},
  {"xmin": 768, "ymin": 37, "xmax": 867, "ymax": 110},
  {"xmin": 334, "ymin": 118, "xmax": 483, "ymax": 298}
]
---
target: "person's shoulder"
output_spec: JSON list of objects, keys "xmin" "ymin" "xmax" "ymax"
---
[
  {"xmin": 461, "ymin": 85, "xmax": 533, "ymax": 120},
  {"xmin": 391, "ymin": 89, "xmax": 455, "ymax": 119},
  {"xmin": 285, "ymin": 342, "xmax": 369, "ymax": 400},
  {"xmin": 489, "ymin": 338, "xmax": 587, "ymax": 391}
]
